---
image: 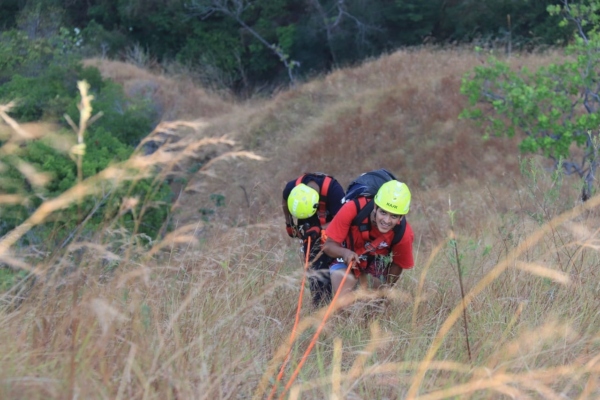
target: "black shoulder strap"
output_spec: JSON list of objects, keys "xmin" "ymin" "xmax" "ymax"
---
[
  {"xmin": 352, "ymin": 198, "xmax": 374, "ymax": 232},
  {"xmin": 391, "ymin": 218, "xmax": 407, "ymax": 247},
  {"xmin": 345, "ymin": 198, "xmax": 370, "ymax": 253}
]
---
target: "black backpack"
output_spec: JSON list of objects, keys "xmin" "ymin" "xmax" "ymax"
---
[
  {"xmin": 343, "ymin": 169, "xmax": 407, "ymax": 250},
  {"xmin": 342, "ymin": 168, "xmax": 397, "ymax": 203}
]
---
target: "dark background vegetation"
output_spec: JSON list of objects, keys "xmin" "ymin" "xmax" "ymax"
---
[{"xmin": 1, "ymin": 0, "xmax": 571, "ymax": 93}]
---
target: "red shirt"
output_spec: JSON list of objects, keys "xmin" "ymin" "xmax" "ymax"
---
[{"xmin": 326, "ymin": 200, "xmax": 414, "ymax": 269}]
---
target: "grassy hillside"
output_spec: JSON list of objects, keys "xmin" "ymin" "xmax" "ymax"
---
[{"xmin": 0, "ymin": 48, "xmax": 598, "ymax": 399}]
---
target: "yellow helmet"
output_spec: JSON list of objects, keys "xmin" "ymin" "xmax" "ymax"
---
[
  {"xmin": 288, "ymin": 184, "xmax": 319, "ymax": 219},
  {"xmin": 374, "ymin": 180, "xmax": 411, "ymax": 215}
]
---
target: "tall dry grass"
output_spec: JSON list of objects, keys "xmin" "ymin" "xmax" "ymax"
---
[
  {"xmin": 0, "ymin": 47, "xmax": 598, "ymax": 399},
  {"xmin": 83, "ymin": 58, "xmax": 235, "ymax": 121},
  {"xmin": 1, "ymin": 166, "xmax": 597, "ymax": 399}
]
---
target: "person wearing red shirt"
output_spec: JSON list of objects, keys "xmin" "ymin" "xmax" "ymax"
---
[{"xmin": 323, "ymin": 180, "xmax": 414, "ymax": 298}]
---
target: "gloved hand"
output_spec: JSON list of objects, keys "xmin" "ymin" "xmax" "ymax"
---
[
  {"xmin": 302, "ymin": 226, "xmax": 321, "ymax": 244},
  {"xmin": 286, "ymin": 223, "xmax": 298, "ymax": 238}
]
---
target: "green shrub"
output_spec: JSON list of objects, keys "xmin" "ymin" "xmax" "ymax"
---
[
  {"xmin": 0, "ymin": 28, "xmax": 170, "ymax": 249},
  {"xmin": 0, "ymin": 30, "xmax": 52, "ymax": 83},
  {"xmin": 79, "ymin": 20, "xmax": 129, "ymax": 58},
  {"xmin": 66, "ymin": 81, "xmax": 159, "ymax": 147},
  {"xmin": 0, "ymin": 268, "xmax": 28, "ymax": 292},
  {"xmin": 0, "ymin": 129, "xmax": 172, "ymax": 246},
  {"xmin": 0, "ymin": 69, "xmax": 74, "ymax": 121}
]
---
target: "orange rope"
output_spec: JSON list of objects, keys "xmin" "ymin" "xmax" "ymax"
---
[
  {"xmin": 277, "ymin": 260, "xmax": 354, "ymax": 399},
  {"xmin": 267, "ymin": 236, "xmax": 312, "ymax": 400}
]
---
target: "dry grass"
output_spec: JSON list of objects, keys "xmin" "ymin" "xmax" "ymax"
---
[
  {"xmin": 188, "ymin": 47, "xmax": 573, "ymax": 233},
  {"xmin": 1, "ymin": 184, "xmax": 597, "ymax": 399},
  {"xmin": 83, "ymin": 58, "xmax": 235, "ymax": 121},
  {"xmin": 0, "ymin": 47, "xmax": 598, "ymax": 399}
]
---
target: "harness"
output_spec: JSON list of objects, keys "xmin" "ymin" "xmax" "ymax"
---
[
  {"xmin": 295, "ymin": 173, "xmax": 333, "ymax": 227},
  {"xmin": 346, "ymin": 197, "xmax": 407, "ymax": 266}
]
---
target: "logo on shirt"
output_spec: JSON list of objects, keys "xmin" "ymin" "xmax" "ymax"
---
[{"xmin": 365, "ymin": 241, "xmax": 389, "ymax": 252}]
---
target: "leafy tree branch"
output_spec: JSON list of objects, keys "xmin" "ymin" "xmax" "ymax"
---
[
  {"xmin": 186, "ymin": 0, "xmax": 300, "ymax": 85},
  {"xmin": 309, "ymin": 0, "xmax": 381, "ymax": 66},
  {"xmin": 460, "ymin": 0, "xmax": 600, "ymax": 201}
]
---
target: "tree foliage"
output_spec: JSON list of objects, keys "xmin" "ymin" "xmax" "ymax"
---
[
  {"xmin": 460, "ymin": 0, "xmax": 600, "ymax": 201},
  {"xmin": 0, "ymin": 0, "xmax": 573, "ymax": 92}
]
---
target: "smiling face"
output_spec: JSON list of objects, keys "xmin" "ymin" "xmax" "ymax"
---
[{"xmin": 372, "ymin": 205, "xmax": 403, "ymax": 234}]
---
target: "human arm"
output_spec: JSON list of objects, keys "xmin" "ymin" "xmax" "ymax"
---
[
  {"xmin": 386, "ymin": 264, "xmax": 403, "ymax": 285},
  {"xmin": 322, "ymin": 201, "xmax": 360, "ymax": 264},
  {"xmin": 323, "ymin": 237, "xmax": 361, "ymax": 266},
  {"xmin": 382, "ymin": 222, "xmax": 414, "ymax": 286},
  {"xmin": 282, "ymin": 197, "xmax": 294, "ymax": 226},
  {"xmin": 390, "ymin": 222, "xmax": 415, "ymax": 270},
  {"xmin": 282, "ymin": 198, "xmax": 299, "ymax": 238}
]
